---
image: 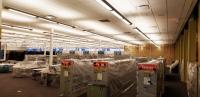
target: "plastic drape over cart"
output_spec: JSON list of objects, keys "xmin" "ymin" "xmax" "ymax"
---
[
  {"xmin": 60, "ymin": 59, "xmax": 94, "ymax": 97},
  {"xmin": 136, "ymin": 60, "xmax": 164, "ymax": 97},
  {"xmin": 88, "ymin": 59, "xmax": 136, "ymax": 97}
]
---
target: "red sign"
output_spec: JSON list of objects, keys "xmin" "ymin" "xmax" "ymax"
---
[
  {"xmin": 93, "ymin": 61, "xmax": 108, "ymax": 68},
  {"xmin": 61, "ymin": 59, "xmax": 74, "ymax": 68},
  {"xmin": 137, "ymin": 64, "xmax": 157, "ymax": 71}
]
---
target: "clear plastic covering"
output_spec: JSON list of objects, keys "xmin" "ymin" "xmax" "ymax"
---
[
  {"xmin": 136, "ymin": 59, "xmax": 164, "ymax": 97},
  {"xmin": 198, "ymin": 66, "xmax": 200, "ymax": 97},
  {"xmin": 108, "ymin": 59, "xmax": 136, "ymax": 97},
  {"xmin": 187, "ymin": 62, "xmax": 198, "ymax": 97},
  {"xmin": 59, "ymin": 53, "xmax": 114, "ymax": 60},
  {"xmin": 12, "ymin": 55, "xmax": 47, "ymax": 77},
  {"xmin": 89, "ymin": 59, "xmax": 136, "ymax": 97},
  {"xmin": 60, "ymin": 57, "xmax": 126, "ymax": 97},
  {"xmin": 60, "ymin": 59, "xmax": 97, "ymax": 97}
]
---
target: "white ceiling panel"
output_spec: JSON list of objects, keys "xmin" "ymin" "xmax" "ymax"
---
[
  {"xmin": 2, "ymin": 0, "xmax": 198, "ymax": 48},
  {"xmin": 113, "ymin": 35, "xmax": 136, "ymax": 41},
  {"xmin": 75, "ymin": 20, "xmax": 122, "ymax": 35}
]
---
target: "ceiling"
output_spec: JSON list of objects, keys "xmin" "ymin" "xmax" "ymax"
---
[{"xmin": 1, "ymin": 0, "xmax": 198, "ymax": 48}]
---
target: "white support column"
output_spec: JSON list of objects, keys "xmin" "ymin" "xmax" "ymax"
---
[
  {"xmin": 49, "ymin": 28, "xmax": 54, "ymax": 66},
  {"xmin": 44, "ymin": 42, "xmax": 46, "ymax": 56},
  {"xmin": 3, "ymin": 44, "xmax": 6, "ymax": 61}
]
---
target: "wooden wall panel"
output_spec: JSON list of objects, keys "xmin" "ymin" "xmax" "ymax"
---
[
  {"xmin": 199, "ymin": 2, "xmax": 200, "ymax": 65},
  {"xmin": 188, "ymin": 16, "xmax": 197, "ymax": 62},
  {"xmin": 124, "ymin": 45, "xmax": 138, "ymax": 57},
  {"xmin": 137, "ymin": 44, "xmax": 175, "ymax": 65},
  {"xmin": 124, "ymin": 44, "xmax": 175, "ymax": 65}
]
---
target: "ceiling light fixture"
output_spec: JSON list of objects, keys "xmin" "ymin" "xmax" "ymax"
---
[
  {"xmin": 95, "ymin": 1, "xmax": 158, "ymax": 47},
  {"xmin": 58, "ymin": 23, "xmax": 73, "ymax": 28},
  {"xmin": 4, "ymin": 6, "xmax": 133, "ymax": 46},
  {"xmin": 45, "ymin": 15, "xmax": 56, "ymax": 19},
  {"xmin": 6, "ymin": 7, "xmax": 36, "ymax": 18},
  {"xmin": 96, "ymin": 0, "xmax": 112, "ymax": 10},
  {"xmin": 133, "ymin": 27, "xmax": 148, "ymax": 39},
  {"xmin": 111, "ymin": 10, "xmax": 122, "ymax": 19},
  {"xmin": 38, "ymin": 17, "xmax": 58, "ymax": 24},
  {"xmin": 2, "ymin": 24, "xmax": 33, "ymax": 31},
  {"xmin": 122, "ymin": 18, "xmax": 131, "ymax": 25},
  {"xmin": 133, "ymin": 27, "xmax": 159, "ymax": 47},
  {"xmin": 96, "ymin": 0, "xmax": 132, "ymax": 25}
]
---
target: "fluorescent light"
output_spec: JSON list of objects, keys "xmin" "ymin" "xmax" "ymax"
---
[
  {"xmin": 7, "ymin": 0, "xmax": 83, "ymax": 19},
  {"xmin": 133, "ymin": 27, "xmax": 148, "ymax": 40},
  {"xmin": 151, "ymin": 41, "xmax": 159, "ymax": 48},
  {"xmin": 2, "ymin": 29, "xmax": 42, "ymax": 37},
  {"xmin": 2, "ymin": 10, "xmax": 36, "ymax": 22},
  {"xmin": 7, "ymin": 8, "xmax": 36, "ymax": 18},
  {"xmin": 38, "ymin": 17, "xmax": 57, "ymax": 24},
  {"xmin": 122, "ymin": 18, "xmax": 131, "ymax": 25},
  {"xmin": 96, "ymin": 0, "xmax": 112, "ymax": 10},
  {"xmin": 2, "ymin": 24, "xmax": 33, "ymax": 31},
  {"xmin": 111, "ymin": 11, "xmax": 122, "ymax": 19},
  {"xmin": 58, "ymin": 23, "xmax": 73, "ymax": 28},
  {"xmin": 45, "ymin": 15, "xmax": 56, "ymax": 19},
  {"xmin": 133, "ymin": 27, "xmax": 159, "ymax": 47}
]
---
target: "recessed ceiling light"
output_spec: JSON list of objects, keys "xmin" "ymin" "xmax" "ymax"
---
[{"xmin": 45, "ymin": 15, "xmax": 56, "ymax": 19}]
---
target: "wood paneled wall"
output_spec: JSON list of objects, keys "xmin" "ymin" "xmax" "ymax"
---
[
  {"xmin": 124, "ymin": 45, "xmax": 138, "ymax": 56},
  {"xmin": 198, "ymin": 1, "xmax": 200, "ymax": 65},
  {"xmin": 175, "ymin": 11, "xmax": 198, "ymax": 82},
  {"xmin": 124, "ymin": 44, "xmax": 175, "ymax": 65},
  {"xmin": 138, "ymin": 44, "xmax": 175, "ymax": 65}
]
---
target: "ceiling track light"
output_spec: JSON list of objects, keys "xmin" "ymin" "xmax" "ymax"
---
[
  {"xmin": 96, "ymin": 0, "xmax": 132, "ymax": 25},
  {"xmin": 5, "ymin": 7, "xmax": 36, "ymax": 18},
  {"xmin": 133, "ymin": 27, "xmax": 159, "ymax": 47},
  {"xmin": 2, "ymin": 24, "xmax": 33, "ymax": 31},
  {"xmin": 96, "ymin": 0, "xmax": 112, "ymax": 10},
  {"xmin": 5, "ymin": 6, "xmax": 75, "ymax": 28},
  {"xmin": 111, "ymin": 11, "xmax": 122, "ymax": 19},
  {"xmin": 122, "ymin": 18, "xmax": 132, "ymax": 25},
  {"xmin": 45, "ymin": 15, "xmax": 56, "ymax": 19},
  {"xmin": 38, "ymin": 17, "xmax": 58, "ymax": 24}
]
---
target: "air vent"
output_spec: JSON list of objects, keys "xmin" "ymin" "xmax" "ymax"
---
[
  {"xmin": 43, "ymin": 32, "xmax": 48, "ymax": 34},
  {"xmin": 138, "ymin": 5, "xmax": 150, "ymax": 10},
  {"xmin": 82, "ymin": 29, "xmax": 94, "ymax": 32},
  {"xmin": 98, "ymin": 19, "xmax": 110, "ymax": 22},
  {"xmin": 124, "ymin": 32, "xmax": 131, "ymax": 34}
]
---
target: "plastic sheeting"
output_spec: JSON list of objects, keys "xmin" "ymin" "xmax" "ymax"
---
[
  {"xmin": 198, "ymin": 66, "xmax": 200, "ymax": 97},
  {"xmin": 60, "ymin": 59, "xmax": 95, "ymax": 97},
  {"xmin": 12, "ymin": 61, "xmax": 47, "ymax": 77},
  {"xmin": 107, "ymin": 59, "xmax": 136, "ymax": 97},
  {"xmin": 12, "ymin": 55, "xmax": 47, "ymax": 77},
  {"xmin": 89, "ymin": 59, "xmax": 136, "ymax": 97},
  {"xmin": 187, "ymin": 62, "xmax": 198, "ymax": 97},
  {"xmin": 136, "ymin": 60, "xmax": 164, "ymax": 97},
  {"xmin": 59, "ymin": 54, "xmax": 113, "ymax": 59}
]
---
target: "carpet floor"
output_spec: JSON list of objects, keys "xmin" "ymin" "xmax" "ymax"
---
[{"xmin": 0, "ymin": 73, "xmax": 60, "ymax": 97}]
